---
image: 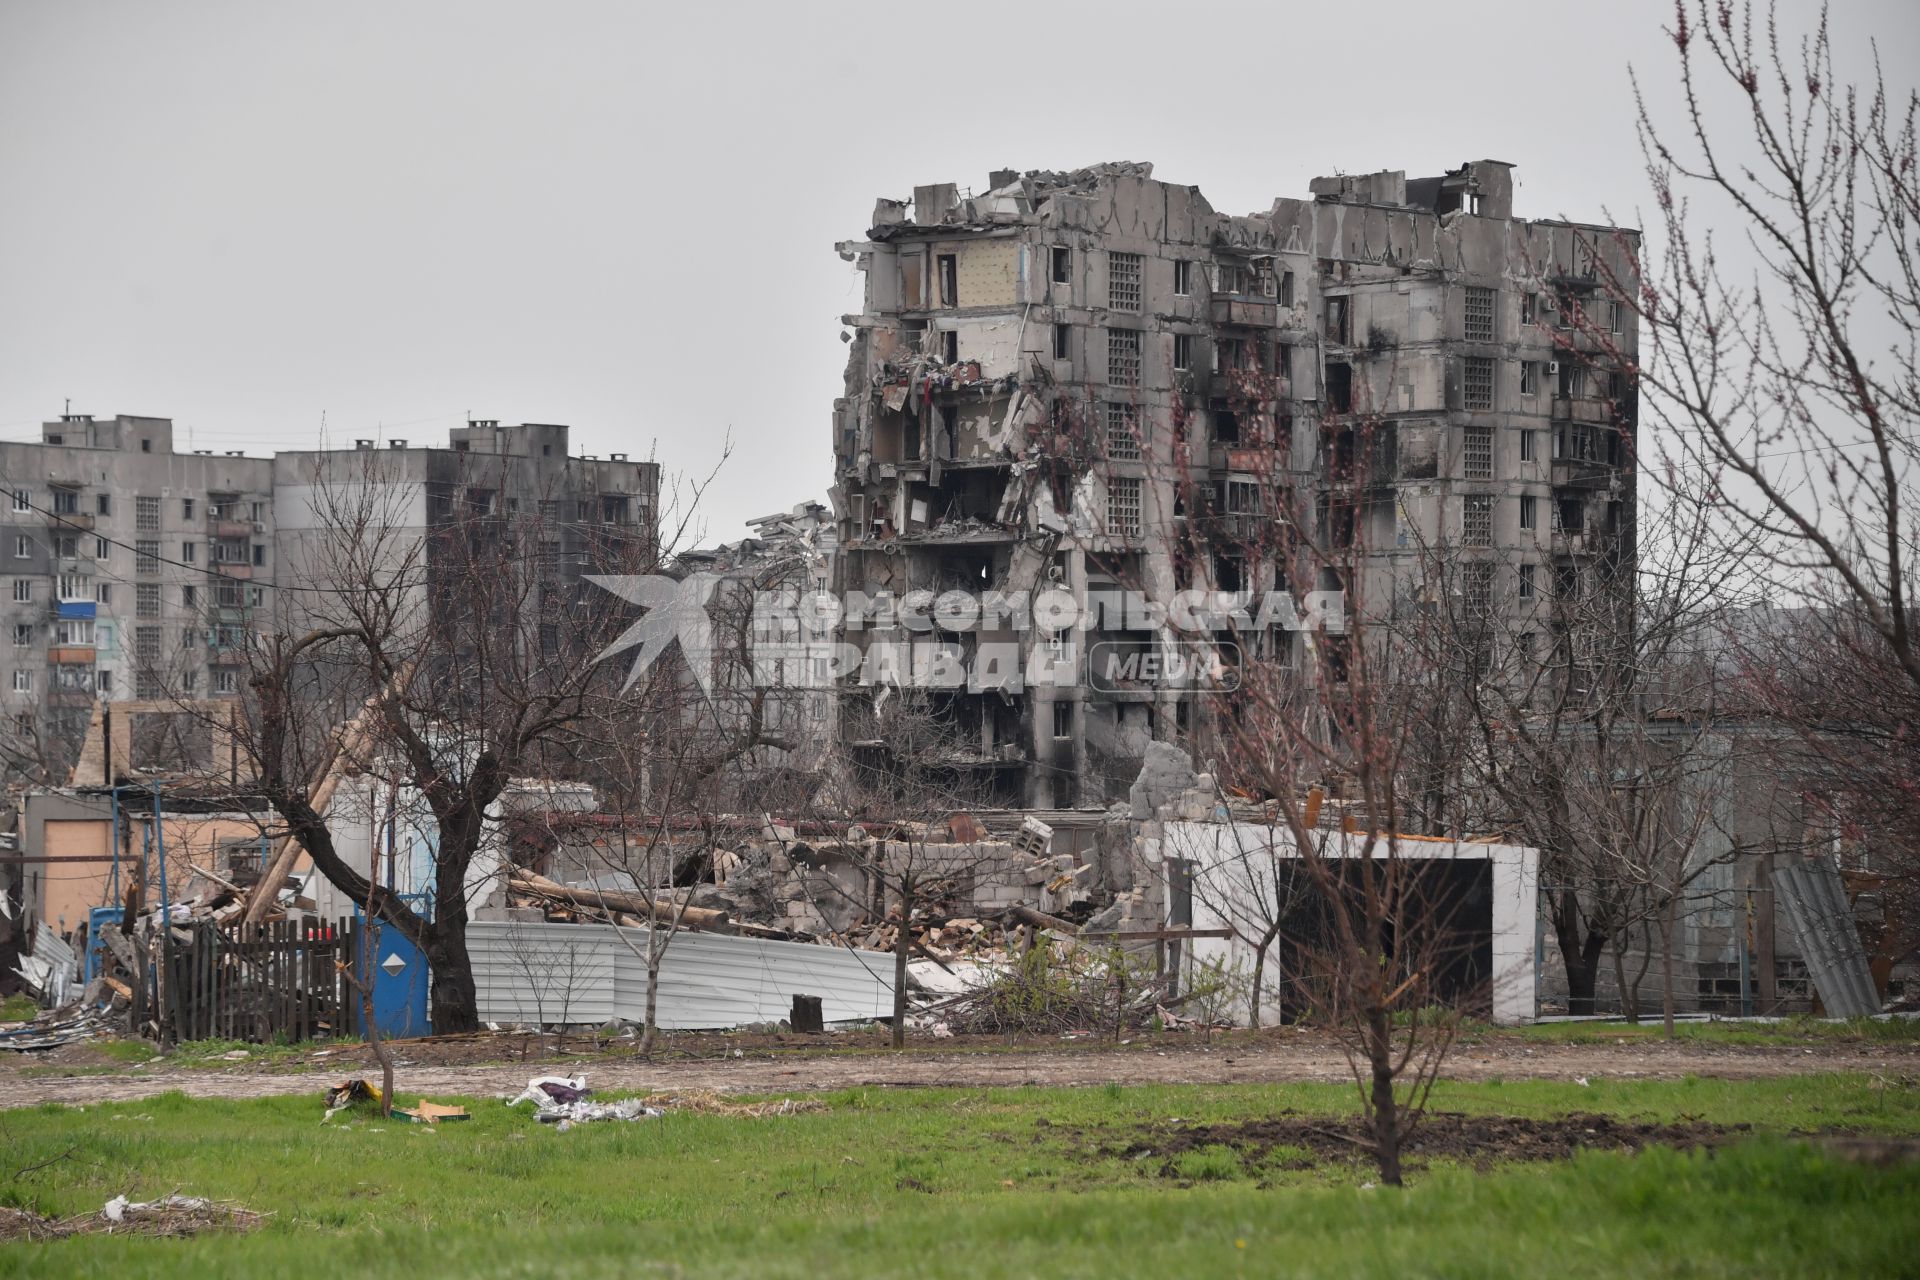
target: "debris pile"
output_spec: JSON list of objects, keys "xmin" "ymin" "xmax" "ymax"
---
[
  {"xmin": 0, "ymin": 1195, "xmax": 267, "ymax": 1242},
  {"xmin": 322, "ymin": 1078, "xmax": 385, "ymax": 1120},
  {"xmin": 0, "ymin": 1005, "xmax": 119, "ymax": 1053},
  {"xmin": 832, "ymin": 911, "xmax": 1022, "ymax": 962},
  {"xmin": 643, "ymin": 1089, "xmax": 824, "ymax": 1118},
  {"xmin": 503, "ymin": 1074, "xmax": 822, "ymax": 1129},
  {"xmin": 323, "ymin": 1078, "xmax": 469, "ymax": 1124},
  {"xmin": 917, "ymin": 946, "xmax": 1181, "ymax": 1038}
]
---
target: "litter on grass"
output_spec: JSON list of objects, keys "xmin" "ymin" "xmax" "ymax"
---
[
  {"xmin": 324, "ymin": 1079, "xmax": 469, "ymax": 1123},
  {"xmin": 322, "ymin": 1078, "xmax": 383, "ymax": 1120},
  {"xmin": 396, "ymin": 1101, "xmax": 470, "ymax": 1124},
  {"xmin": 502, "ymin": 1075, "xmax": 824, "ymax": 1128},
  {"xmin": 540, "ymin": 1098, "xmax": 664, "ymax": 1130},
  {"xmin": 505, "ymin": 1075, "xmax": 589, "ymax": 1108},
  {"xmin": 0, "ymin": 1195, "xmax": 267, "ymax": 1241}
]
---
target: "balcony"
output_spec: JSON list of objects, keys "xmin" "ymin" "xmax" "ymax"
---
[
  {"xmin": 212, "ymin": 562, "xmax": 253, "ymax": 580},
  {"xmin": 50, "ymin": 599, "xmax": 96, "ymax": 620},
  {"xmin": 1211, "ymin": 296, "xmax": 1279, "ymax": 328},
  {"xmin": 1551, "ymin": 457, "xmax": 1616, "ymax": 490},
  {"xmin": 1321, "ymin": 424, "xmax": 1399, "ymax": 490},
  {"xmin": 47, "ymin": 646, "xmax": 96, "ymax": 665},
  {"xmin": 209, "ymin": 518, "xmax": 254, "ymax": 539},
  {"xmin": 1211, "ymin": 512, "xmax": 1275, "ymax": 544},
  {"xmin": 1224, "ymin": 445, "xmax": 1286, "ymax": 474},
  {"xmin": 1550, "ymin": 395, "xmax": 1613, "ymax": 425},
  {"xmin": 1551, "ymin": 529, "xmax": 1587, "ymax": 557}
]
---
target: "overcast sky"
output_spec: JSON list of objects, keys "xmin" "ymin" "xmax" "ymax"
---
[{"xmin": 1, "ymin": 0, "xmax": 1912, "ymax": 541}]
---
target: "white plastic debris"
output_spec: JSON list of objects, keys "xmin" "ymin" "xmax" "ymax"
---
[
  {"xmin": 503, "ymin": 1073, "xmax": 660, "ymax": 1128},
  {"xmin": 544, "ymin": 1098, "xmax": 662, "ymax": 1129},
  {"xmin": 504, "ymin": 1075, "xmax": 589, "ymax": 1108},
  {"xmin": 102, "ymin": 1194, "xmax": 217, "ymax": 1223}
]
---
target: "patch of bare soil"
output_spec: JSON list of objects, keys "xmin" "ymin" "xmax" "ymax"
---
[
  {"xmin": 1096, "ymin": 1110, "xmax": 1742, "ymax": 1176},
  {"xmin": 2, "ymin": 1032, "xmax": 1916, "ymax": 1109}
]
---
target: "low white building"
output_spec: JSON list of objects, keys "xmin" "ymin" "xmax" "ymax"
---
[{"xmin": 1149, "ymin": 821, "xmax": 1539, "ymax": 1026}]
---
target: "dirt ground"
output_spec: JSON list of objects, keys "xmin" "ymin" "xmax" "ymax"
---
[
  {"xmin": 3, "ymin": 1028, "xmax": 1916, "ymax": 1109},
  {"xmin": 1092, "ymin": 1110, "xmax": 1742, "ymax": 1176}
]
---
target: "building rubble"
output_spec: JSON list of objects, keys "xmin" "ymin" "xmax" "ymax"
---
[{"xmin": 0, "ymin": 740, "xmax": 1548, "ymax": 1041}]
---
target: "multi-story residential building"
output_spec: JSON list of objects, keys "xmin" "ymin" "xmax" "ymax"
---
[
  {"xmin": 273, "ymin": 420, "xmax": 658, "ymax": 638},
  {"xmin": 1269, "ymin": 165, "xmax": 1640, "ymax": 698},
  {"xmin": 831, "ymin": 161, "xmax": 1639, "ymax": 807},
  {"xmin": 0, "ymin": 415, "xmax": 659, "ymax": 781},
  {"xmin": 0, "ymin": 414, "xmax": 275, "ymax": 766}
]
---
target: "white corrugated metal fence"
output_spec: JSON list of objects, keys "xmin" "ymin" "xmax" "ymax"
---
[{"xmin": 468, "ymin": 921, "xmax": 895, "ymax": 1030}]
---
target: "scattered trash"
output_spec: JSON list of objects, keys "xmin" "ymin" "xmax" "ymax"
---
[
  {"xmin": 505, "ymin": 1075, "xmax": 590, "ymax": 1108},
  {"xmin": 541, "ymin": 1098, "xmax": 664, "ymax": 1130},
  {"xmin": 503, "ymin": 1075, "xmax": 822, "ymax": 1129},
  {"xmin": 322, "ymin": 1078, "xmax": 383, "ymax": 1120},
  {"xmin": 0, "ymin": 1195, "xmax": 267, "ymax": 1241},
  {"xmin": 504, "ymin": 1074, "xmax": 654, "ymax": 1127},
  {"xmin": 323, "ymin": 1079, "xmax": 470, "ymax": 1124},
  {"xmin": 0, "ymin": 1008, "xmax": 115, "ymax": 1053}
]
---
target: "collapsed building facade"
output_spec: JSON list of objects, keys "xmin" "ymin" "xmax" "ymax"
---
[
  {"xmin": 672, "ymin": 500, "xmax": 841, "ymax": 802},
  {"xmin": 830, "ymin": 161, "xmax": 1640, "ymax": 807}
]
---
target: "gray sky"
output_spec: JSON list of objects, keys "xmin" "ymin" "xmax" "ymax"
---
[{"xmin": 2, "ymin": 0, "xmax": 1912, "ymax": 541}]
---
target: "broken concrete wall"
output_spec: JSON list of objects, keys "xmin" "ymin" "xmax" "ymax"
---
[{"xmin": 837, "ymin": 159, "xmax": 1639, "ymax": 806}]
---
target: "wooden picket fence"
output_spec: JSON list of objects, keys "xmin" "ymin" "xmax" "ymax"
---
[{"xmin": 154, "ymin": 916, "xmax": 365, "ymax": 1045}]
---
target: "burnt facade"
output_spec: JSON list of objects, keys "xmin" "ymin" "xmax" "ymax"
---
[{"xmin": 831, "ymin": 162, "xmax": 1639, "ymax": 807}]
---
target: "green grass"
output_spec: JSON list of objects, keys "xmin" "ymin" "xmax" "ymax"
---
[
  {"xmin": 92, "ymin": 1041, "xmax": 158, "ymax": 1065},
  {"xmin": 0, "ymin": 995, "xmax": 38, "ymax": 1023},
  {"xmin": 157, "ymin": 1036, "xmax": 359, "ymax": 1070},
  {"xmin": 1508, "ymin": 1015, "xmax": 1920, "ymax": 1046},
  {"xmin": 0, "ymin": 1076, "xmax": 1914, "ymax": 1278}
]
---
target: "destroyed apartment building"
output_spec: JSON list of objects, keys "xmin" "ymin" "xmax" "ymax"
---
[
  {"xmin": 830, "ymin": 161, "xmax": 1640, "ymax": 807},
  {"xmin": 669, "ymin": 500, "xmax": 842, "ymax": 799}
]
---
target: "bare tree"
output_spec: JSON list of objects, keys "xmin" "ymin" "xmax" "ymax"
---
[
  {"xmin": 1572, "ymin": 1, "xmax": 1919, "ymax": 1003},
  {"xmin": 214, "ymin": 451, "xmax": 658, "ymax": 1032},
  {"xmin": 499, "ymin": 916, "xmax": 603, "ymax": 1056},
  {"xmin": 1426, "ymin": 465, "xmax": 1762, "ymax": 1024},
  {"xmin": 1120, "ymin": 373, "xmax": 1486, "ymax": 1185},
  {"xmin": 1619, "ymin": 1, "xmax": 1916, "ymax": 683},
  {"xmin": 1721, "ymin": 597, "xmax": 1920, "ymax": 992},
  {"xmin": 506, "ymin": 527, "xmax": 833, "ymax": 1057},
  {"xmin": 0, "ymin": 697, "xmax": 76, "ymax": 791}
]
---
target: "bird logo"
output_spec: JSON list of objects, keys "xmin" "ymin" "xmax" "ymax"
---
[{"xmin": 585, "ymin": 573, "xmax": 720, "ymax": 695}]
